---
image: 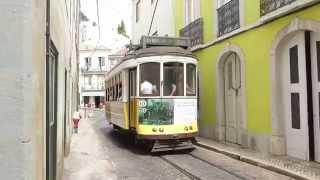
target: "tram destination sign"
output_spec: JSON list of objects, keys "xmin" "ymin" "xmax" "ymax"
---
[{"xmin": 140, "ymin": 36, "xmax": 191, "ymax": 49}]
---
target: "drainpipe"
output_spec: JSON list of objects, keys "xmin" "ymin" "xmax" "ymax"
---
[{"xmin": 45, "ymin": 1, "xmax": 50, "ymax": 180}]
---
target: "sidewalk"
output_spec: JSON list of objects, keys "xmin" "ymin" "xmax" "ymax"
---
[
  {"xmin": 195, "ymin": 137, "xmax": 320, "ymax": 180},
  {"xmin": 62, "ymin": 113, "xmax": 117, "ymax": 180}
]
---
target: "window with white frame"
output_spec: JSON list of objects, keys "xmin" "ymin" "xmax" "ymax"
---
[
  {"xmin": 98, "ymin": 57, "xmax": 105, "ymax": 70},
  {"xmin": 85, "ymin": 57, "xmax": 92, "ymax": 70},
  {"xmin": 185, "ymin": 0, "xmax": 200, "ymax": 25}
]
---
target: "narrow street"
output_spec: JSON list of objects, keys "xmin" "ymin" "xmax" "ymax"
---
[{"xmin": 63, "ymin": 111, "xmax": 292, "ymax": 180}]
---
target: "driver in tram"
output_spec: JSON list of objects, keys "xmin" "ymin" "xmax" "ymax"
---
[{"xmin": 141, "ymin": 78, "xmax": 158, "ymax": 95}]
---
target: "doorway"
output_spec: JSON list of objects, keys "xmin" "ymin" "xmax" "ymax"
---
[
  {"xmin": 223, "ymin": 53, "xmax": 241, "ymax": 144},
  {"xmin": 216, "ymin": 45, "xmax": 246, "ymax": 146},
  {"xmin": 94, "ymin": 96, "xmax": 101, "ymax": 108},
  {"xmin": 278, "ymin": 31, "xmax": 320, "ymax": 161}
]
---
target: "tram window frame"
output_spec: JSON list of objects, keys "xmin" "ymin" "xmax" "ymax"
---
[
  {"xmin": 129, "ymin": 69, "xmax": 137, "ymax": 97},
  {"xmin": 139, "ymin": 62, "xmax": 160, "ymax": 97},
  {"xmin": 163, "ymin": 62, "xmax": 184, "ymax": 97},
  {"xmin": 186, "ymin": 63, "xmax": 197, "ymax": 96}
]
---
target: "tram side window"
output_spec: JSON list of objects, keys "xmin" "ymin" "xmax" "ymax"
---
[
  {"xmin": 186, "ymin": 63, "xmax": 196, "ymax": 96},
  {"xmin": 140, "ymin": 63, "xmax": 160, "ymax": 96},
  {"xmin": 163, "ymin": 62, "xmax": 184, "ymax": 96},
  {"xmin": 111, "ymin": 85, "xmax": 114, "ymax": 101},
  {"xmin": 118, "ymin": 83, "xmax": 122, "ymax": 101},
  {"xmin": 106, "ymin": 88, "xmax": 109, "ymax": 102},
  {"xmin": 118, "ymin": 74, "xmax": 122, "ymax": 101}
]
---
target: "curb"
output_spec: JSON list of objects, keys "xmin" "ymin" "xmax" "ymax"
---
[{"xmin": 194, "ymin": 141, "xmax": 309, "ymax": 180}]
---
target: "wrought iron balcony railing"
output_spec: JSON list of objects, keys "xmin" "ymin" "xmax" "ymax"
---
[
  {"xmin": 260, "ymin": 0, "xmax": 296, "ymax": 16},
  {"xmin": 179, "ymin": 18, "xmax": 203, "ymax": 47},
  {"xmin": 81, "ymin": 67, "xmax": 107, "ymax": 74},
  {"xmin": 217, "ymin": 0, "xmax": 240, "ymax": 37}
]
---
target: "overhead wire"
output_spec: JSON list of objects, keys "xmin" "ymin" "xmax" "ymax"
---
[{"xmin": 148, "ymin": 0, "xmax": 159, "ymax": 36}]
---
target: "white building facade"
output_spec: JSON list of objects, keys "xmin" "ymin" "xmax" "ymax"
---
[{"xmin": 79, "ymin": 46, "xmax": 111, "ymax": 108}]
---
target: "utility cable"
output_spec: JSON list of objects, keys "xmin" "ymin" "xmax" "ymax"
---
[
  {"xmin": 96, "ymin": 0, "xmax": 101, "ymax": 41},
  {"xmin": 148, "ymin": 0, "xmax": 159, "ymax": 36}
]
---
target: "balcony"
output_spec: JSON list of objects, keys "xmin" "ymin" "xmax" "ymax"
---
[
  {"xmin": 260, "ymin": 0, "xmax": 296, "ymax": 16},
  {"xmin": 217, "ymin": 0, "xmax": 240, "ymax": 37},
  {"xmin": 81, "ymin": 67, "xmax": 107, "ymax": 75},
  {"xmin": 179, "ymin": 18, "xmax": 203, "ymax": 47},
  {"xmin": 81, "ymin": 85, "xmax": 105, "ymax": 92}
]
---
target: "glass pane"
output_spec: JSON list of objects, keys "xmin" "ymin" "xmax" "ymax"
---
[
  {"xmin": 290, "ymin": 45, "xmax": 299, "ymax": 84},
  {"xmin": 140, "ymin": 63, "xmax": 160, "ymax": 96},
  {"xmin": 186, "ymin": 63, "xmax": 196, "ymax": 96},
  {"xmin": 163, "ymin": 62, "xmax": 184, "ymax": 96},
  {"xmin": 291, "ymin": 93, "xmax": 301, "ymax": 129}
]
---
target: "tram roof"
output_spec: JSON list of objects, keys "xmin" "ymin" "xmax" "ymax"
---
[
  {"xmin": 106, "ymin": 46, "xmax": 196, "ymax": 79},
  {"xmin": 122, "ymin": 46, "xmax": 195, "ymax": 60}
]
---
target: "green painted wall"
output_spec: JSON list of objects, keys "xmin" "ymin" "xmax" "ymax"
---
[
  {"xmin": 201, "ymin": 0, "xmax": 214, "ymax": 43},
  {"xmin": 245, "ymin": 0, "xmax": 260, "ymax": 25},
  {"xmin": 195, "ymin": 5, "xmax": 320, "ymax": 134},
  {"xmin": 175, "ymin": 0, "xmax": 185, "ymax": 36},
  {"xmin": 173, "ymin": 1, "xmax": 320, "ymax": 134}
]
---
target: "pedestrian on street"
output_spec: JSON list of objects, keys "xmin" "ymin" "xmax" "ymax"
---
[{"xmin": 72, "ymin": 111, "xmax": 81, "ymax": 133}]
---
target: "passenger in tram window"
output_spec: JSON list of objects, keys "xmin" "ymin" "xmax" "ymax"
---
[
  {"xmin": 169, "ymin": 83, "xmax": 177, "ymax": 96},
  {"xmin": 186, "ymin": 82, "xmax": 196, "ymax": 95},
  {"xmin": 118, "ymin": 84, "xmax": 122, "ymax": 101},
  {"xmin": 163, "ymin": 62, "xmax": 184, "ymax": 96},
  {"xmin": 140, "ymin": 79, "xmax": 153, "ymax": 95}
]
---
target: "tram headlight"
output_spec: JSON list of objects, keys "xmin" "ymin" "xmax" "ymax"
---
[
  {"xmin": 184, "ymin": 126, "xmax": 189, "ymax": 131},
  {"xmin": 159, "ymin": 128, "xmax": 164, "ymax": 132},
  {"xmin": 152, "ymin": 128, "xmax": 157, "ymax": 132},
  {"xmin": 189, "ymin": 126, "xmax": 193, "ymax": 130}
]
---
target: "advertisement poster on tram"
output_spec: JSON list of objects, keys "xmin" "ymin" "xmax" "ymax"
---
[
  {"xmin": 138, "ymin": 99, "xmax": 197, "ymax": 125},
  {"xmin": 173, "ymin": 99, "xmax": 197, "ymax": 124}
]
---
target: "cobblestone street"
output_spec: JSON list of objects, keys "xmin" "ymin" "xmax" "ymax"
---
[{"xmin": 62, "ymin": 111, "xmax": 293, "ymax": 180}]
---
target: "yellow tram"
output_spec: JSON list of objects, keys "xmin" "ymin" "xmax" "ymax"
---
[{"xmin": 105, "ymin": 36, "xmax": 198, "ymax": 151}]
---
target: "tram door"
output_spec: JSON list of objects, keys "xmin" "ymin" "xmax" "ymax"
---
[
  {"xmin": 224, "ymin": 53, "xmax": 241, "ymax": 144},
  {"xmin": 129, "ymin": 68, "xmax": 137, "ymax": 129}
]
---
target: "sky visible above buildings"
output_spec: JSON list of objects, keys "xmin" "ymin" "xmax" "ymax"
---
[{"xmin": 80, "ymin": 0, "xmax": 132, "ymax": 51}]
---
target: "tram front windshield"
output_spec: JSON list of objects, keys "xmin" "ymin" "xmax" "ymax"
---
[
  {"xmin": 138, "ymin": 61, "xmax": 197, "ymax": 125},
  {"xmin": 163, "ymin": 62, "xmax": 184, "ymax": 96},
  {"xmin": 139, "ymin": 62, "xmax": 160, "ymax": 96}
]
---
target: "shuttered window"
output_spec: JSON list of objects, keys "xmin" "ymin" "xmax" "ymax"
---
[
  {"xmin": 291, "ymin": 93, "xmax": 301, "ymax": 129},
  {"xmin": 290, "ymin": 45, "xmax": 299, "ymax": 84}
]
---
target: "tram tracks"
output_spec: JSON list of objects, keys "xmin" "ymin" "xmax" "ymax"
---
[
  {"xmin": 158, "ymin": 152, "xmax": 243, "ymax": 180},
  {"xmin": 159, "ymin": 155, "xmax": 201, "ymax": 180}
]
